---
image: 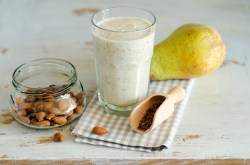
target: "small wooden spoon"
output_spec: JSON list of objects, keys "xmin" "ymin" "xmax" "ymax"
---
[{"xmin": 129, "ymin": 86, "xmax": 185, "ymax": 134}]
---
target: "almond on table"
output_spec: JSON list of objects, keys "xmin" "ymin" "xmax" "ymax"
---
[
  {"xmin": 53, "ymin": 133, "xmax": 64, "ymax": 142},
  {"xmin": 92, "ymin": 126, "xmax": 108, "ymax": 135}
]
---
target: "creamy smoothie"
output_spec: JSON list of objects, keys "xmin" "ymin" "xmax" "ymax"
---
[{"xmin": 93, "ymin": 16, "xmax": 155, "ymax": 109}]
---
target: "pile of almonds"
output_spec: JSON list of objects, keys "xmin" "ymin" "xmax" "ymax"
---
[{"xmin": 13, "ymin": 85, "xmax": 84, "ymax": 128}]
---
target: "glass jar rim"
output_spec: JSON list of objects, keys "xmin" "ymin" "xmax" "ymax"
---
[
  {"xmin": 91, "ymin": 6, "xmax": 156, "ymax": 33},
  {"xmin": 12, "ymin": 58, "xmax": 77, "ymax": 95}
]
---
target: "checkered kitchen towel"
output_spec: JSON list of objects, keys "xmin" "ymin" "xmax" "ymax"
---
[{"xmin": 72, "ymin": 79, "xmax": 195, "ymax": 152}]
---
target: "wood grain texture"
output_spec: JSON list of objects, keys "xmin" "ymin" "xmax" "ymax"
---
[
  {"xmin": 0, "ymin": 0, "xmax": 250, "ymax": 163},
  {"xmin": 0, "ymin": 159, "xmax": 249, "ymax": 165}
]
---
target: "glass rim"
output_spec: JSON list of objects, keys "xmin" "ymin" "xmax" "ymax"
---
[
  {"xmin": 12, "ymin": 58, "xmax": 77, "ymax": 94},
  {"xmin": 91, "ymin": 6, "xmax": 156, "ymax": 33}
]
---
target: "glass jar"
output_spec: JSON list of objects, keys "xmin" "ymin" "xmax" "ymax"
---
[{"xmin": 9, "ymin": 58, "xmax": 86, "ymax": 129}]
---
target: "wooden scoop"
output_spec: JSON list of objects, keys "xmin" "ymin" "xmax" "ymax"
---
[{"xmin": 129, "ymin": 86, "xmax": 185, "ymax": 134}]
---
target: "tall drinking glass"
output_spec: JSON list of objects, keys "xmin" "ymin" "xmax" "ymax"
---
[{"xmin": 91, "ymin": 7, "xmax": 156, "ymax": 116}]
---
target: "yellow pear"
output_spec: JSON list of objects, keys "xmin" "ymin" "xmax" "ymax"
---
[{"xmin": 150, "ymin": 24, "xmax": 226, "ymax": 80}]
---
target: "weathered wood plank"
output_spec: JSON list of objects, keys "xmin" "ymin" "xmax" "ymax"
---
[{"xmin": 0, "ymin": 0, "xmax": 250, "ymax": 162}]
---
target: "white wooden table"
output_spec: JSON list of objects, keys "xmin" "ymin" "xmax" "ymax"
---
[{"xmin": 0, "ymin": 0, "xmax": 250, "ymax": 164}]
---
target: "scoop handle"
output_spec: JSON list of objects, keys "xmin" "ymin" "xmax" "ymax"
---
[{"xmin": 167, "ymin": 86, "xmax": 185, "ymax": 103}]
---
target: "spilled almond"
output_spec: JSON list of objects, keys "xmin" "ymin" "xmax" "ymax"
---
[{"xmin": 92, "ymin": 126, "xmax": 108, "ymax": 135}]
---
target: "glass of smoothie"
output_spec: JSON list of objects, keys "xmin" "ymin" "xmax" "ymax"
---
[{"xmin": 91, "ymin": 6, "xmax": 156, "ymax": 116}]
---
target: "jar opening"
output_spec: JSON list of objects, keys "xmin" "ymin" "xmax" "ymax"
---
[{"xmin": 12, "ymin": 58, "xmax": 77, "ymax": 95}]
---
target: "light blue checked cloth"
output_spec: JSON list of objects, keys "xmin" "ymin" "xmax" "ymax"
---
[{"xmin": 72, "ymin": 79, "xmax": 195, "ymax": 152}]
